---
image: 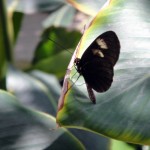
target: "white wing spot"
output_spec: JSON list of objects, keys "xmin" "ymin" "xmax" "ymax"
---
[
  {"xmin": 92, "ymin": 49, "xmax": 104, "ymax": 58},
  {"xmin": 96, "ymin": 38, "xmax": 108, "ymax": 49}
]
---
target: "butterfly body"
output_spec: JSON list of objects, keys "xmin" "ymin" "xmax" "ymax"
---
[{"xmin": 74, "ymin": 31, "xmax": 120, "ymax": 103}]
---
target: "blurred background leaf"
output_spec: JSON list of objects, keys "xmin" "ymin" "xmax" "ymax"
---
[
  {"xmin": 6, "ymin": 0, "xmax": 66, "ymax": 14},
  {"xmin": 0, "ymin": 0, "xmax": 11, "ymax": 90},
  {"xmin": 0, "ymin": 90, "xmax": 85, "ymax": 149},
  {"xmin": 31, "ymin": 26, "xmax": 81, "ymax": 78},
  {"xmin": 67, "ymin": 0, "xmax": 107, "ymax": 16},
  {"xmin": 42, "ymin": 4, "xmax": 76, "ymax": 28},
  {"xmin": 32, "ymin": 27, "xmax": 81, "ymax": 63},
  {"xmin": 12, "ymin": 11, "xmax": 24, "ymax": 43}
]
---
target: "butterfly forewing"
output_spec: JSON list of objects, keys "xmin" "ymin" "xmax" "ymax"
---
[
  {"xmin": 75, "ymin": 31, "xmax": 120, "ymax": 96},
  {"xmin": 80, "ymin": 31, "xmax": 120, "ymax": 67}
]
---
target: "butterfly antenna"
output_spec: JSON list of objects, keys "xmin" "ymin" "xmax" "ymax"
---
[
  {"xmin": 70, "ymin": 71, "xmax": 85, "ymax": 86},
  {"xmin": 48, "ymin": 37, "xmax": 73, "ymax": 55},
  {"xmin": 70, "ymin": 71, "xmax": 78, "ymax": 80}
]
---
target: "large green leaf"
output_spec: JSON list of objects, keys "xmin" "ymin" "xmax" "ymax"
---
[
  {"xmin": 57, "ymin": 0, "xmax": 150, "ymax": 145},
  {"xmin": 0, "ymin": 90, "xmax": 85, "ymax": 150},
  {"xmin": 7, "ymin": 66, "xmax": 59, "ymax": 115}
]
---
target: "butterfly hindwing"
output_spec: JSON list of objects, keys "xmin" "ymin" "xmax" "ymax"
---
[
  {"xmin": 81, "ymin": 58, "xmax": 114, "ymax": 92},
  {"xmin": 75, "ymin": 31, "xmax": 120, "ymax": 93}
]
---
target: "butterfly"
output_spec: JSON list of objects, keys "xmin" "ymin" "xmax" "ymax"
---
[{"xmin": 74, "ymin": 31, "xmax": 120, "ymax": 104}]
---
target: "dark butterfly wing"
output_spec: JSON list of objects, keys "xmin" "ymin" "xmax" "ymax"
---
[
  {"xmin": 78, "ymin": 31, "xmax": 120, "ymax": 92},
  {"xmin": 81, "ymin": 59, "xmax": 114, "ymax": 92}
]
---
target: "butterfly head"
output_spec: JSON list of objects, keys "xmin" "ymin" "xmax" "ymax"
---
[
  {"xmin": 74, "ymin": 58, "xmax": 82, "ymax": 74},
  {"xmin": 74, "ymin": 58, "xmax": 80, "ymax": 65}
]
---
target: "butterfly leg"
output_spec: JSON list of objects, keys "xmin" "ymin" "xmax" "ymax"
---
[
  {"xmin": 67, "ymin": 74, "xmax": 81, "ymax": 92},
  {"xmin": 86, "ymin": 83, "xmax": 96, "ymax": 104}
]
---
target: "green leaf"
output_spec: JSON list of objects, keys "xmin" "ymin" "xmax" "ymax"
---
[
  {"xmin": 0, "ymin": 20, "xmax": 7, "ymax": 89},
  {"xmin": 67, "ymin": 0, "xmax": 107, "ymax": 16},
  {"xmin": 7, "ymin": 67, "xmax": 141, "ymax": 149},
  {"xmin": 12, "ymin": 11, "xmax": 24, "ymax": 42},
  {"xmin": 32, "ymin": 51, "xmax": 72, "ymax": 78},
  {"xmin": 0, "ymin": 0, "xmax": 10, "ymax": 89},
  {"xmin": 7, "ymin": 66, "xmax": 59, "ymax": 115},
  {"xmin": 43, "ymin": 4, "xmax": 76, "ymax": 28},
  {"xmin": 110, "ymin": 140, "xmax": 141, "ymax": 150},
  {"xmin": 32, "ymin": 26, "xmax": 81, "ymax": 63},
  {"xmin": 31, "ymin": 27, "xmax": 81, "ymax": 78},
  {"xmin": 57, "ymin": 0, "xmax": 150, "ymax": 145},
  {"xmin": 29, "ymin": 70, "xmax": 61, "ymax": 102},
  {"xmin": 0, "ymin": 90, "xmax": 85, "ymax": 149}
]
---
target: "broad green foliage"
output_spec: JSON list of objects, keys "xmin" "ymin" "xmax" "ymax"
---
[
  {"xmin": 7, "ymin": 67, "xmax": 139, "ymax": 150},
  {"xmin": 57, "ymin": 0, "xmax": 150, "ymax": 145}
]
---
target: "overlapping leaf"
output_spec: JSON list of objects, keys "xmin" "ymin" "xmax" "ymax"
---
[
  {"xmin": 6, "ymin": 0, "xmax": 66, "ymax": 14},
  {"xmin": 0, "ymin": 90, "xmax": 85, "ymax": 149},
  {"xmin": 42, "ymin": 4, "xmax": 76, "ymax": 28},
  {"xmin": 32, "ymin": 27, "xmax": 81, "ymax": 78}
]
